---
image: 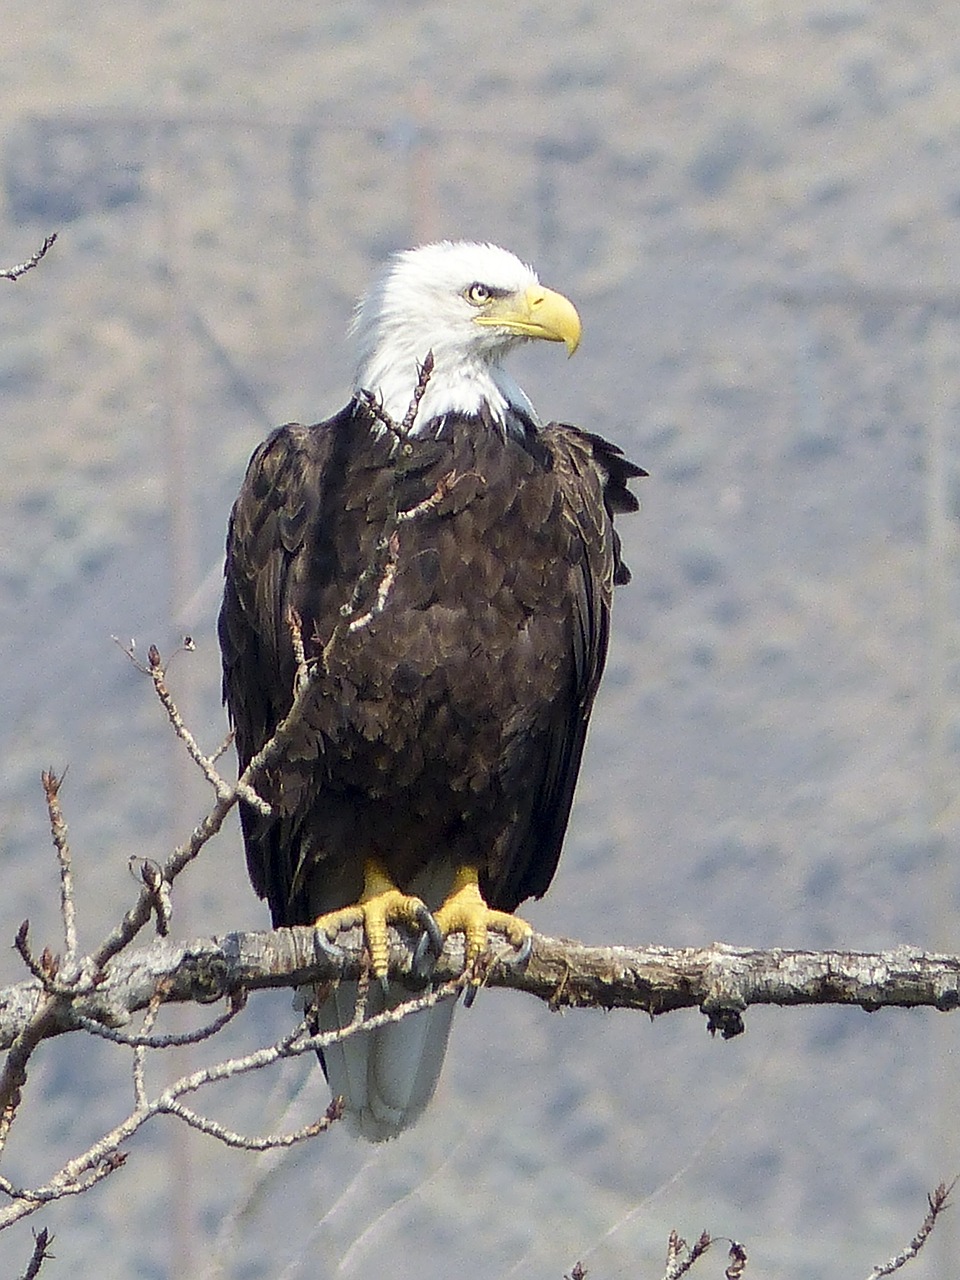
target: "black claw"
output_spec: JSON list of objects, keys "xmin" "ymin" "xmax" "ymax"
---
[
  {"xmin": 410, "ymin": 905, "xmax": 443, "ymax": 980},
  {"xmin": 416, "ymin": 904, "xmax": 444, "ymax": 956},
  {"xmin": 462, "ymin": 981, "xmax": 480, "ymax": 1010},
  {"xmin": 412, "ymin": 922, "xmax": 443, "ymax": 981},
  {"xmin": 312, "ymin": 927, "xmax": 346, "ymax": 967},
  {"xmin": 503, "ymin": 932, "xmax": 533, "ymax": 969}
]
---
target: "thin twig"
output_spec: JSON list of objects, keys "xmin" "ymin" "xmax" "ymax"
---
[
  {"xmin": 0, "ymin": 1152, "xmax": 127, "ymax": 1216},
  {"xmin": 662, "ymin": 1229, "xmax": 712, "ymax": 1280},
  {"xmin": 287, "ymin": 607, "xmax": 310, "ymax": 691},
  {"xmin": 358, "ymin": 388, "xmax": 404, "ymax": 441},
  {"xmin": 145, "ymin": 644, "xmax": 271, "ymax": 816},
  {"xmin": 17, "ymin": 1226, "xmax": 53, "ymax": 1280},
  {"xmin": 74, "ymin": 993, "xmax": 245, "ymax": 1052},
  {"xmin": 0, "ymin": 234, "xmax": 56, "ymax": 283},
  {"xmin": 42, "ymin": 770, "xmax": 77, "ymax": 966},
  {"xmin": 396, "ymin": 469, "xmax": 461, "ymax": 523},
  {"xmin": 113, "ymin": 637, "xmax": 270, "ymax": 817},
  {"xmin": 132, "ymin": 985, "xmax": 166, "ymax": 1109},
  {"xmin": 157, "ymin": 1096, "xmax": 342, "ymax": 1150},
  {"xmin": 0, "ymin": 983, "xmax": 458, "ymax": 1228},
  {"xmin": 89, "ymin": 746, "xmax": 271, "ymax": 976},
  {"xmin": 210, "ymin": 729, "xmax": 235, "ymax": 764},
  {"xmin": 13, "ymin": 923, "xmax": 59, "ymax": 990},
  {"xmin": 346, "ymin": 530, "xmax": 400, "ymax": 633},
  {"xmin": 324, "ymin": 355, "xmax": 441, "ymax": 650},
  {"xmin": 399, "ymin": 350, "xmax": 435, "ymax": 434},
  {"xmin": 866, "ymin": 1180, "xmax": 954, "ymax": 1278},
  {"xmin": 131, "ymin": 857, "xmax": 173, "ymax": 937}
]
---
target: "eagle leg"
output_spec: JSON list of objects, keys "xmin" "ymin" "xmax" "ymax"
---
[
  {"xmin": 433, "ymin": 864, "xmax": 533, "ymax": 993},
  {"xmin": 313, "ymin": 857, "xmax": 442, "ymax": 985}
]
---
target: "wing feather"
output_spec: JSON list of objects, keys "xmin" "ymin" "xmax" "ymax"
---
[
  {"xmin": 496, "ymin": 423, "xmax": 643, "ymax": 907},
  {"xmin": 218, "ymin": 408, "xmax": 349, "ymax": 915}
]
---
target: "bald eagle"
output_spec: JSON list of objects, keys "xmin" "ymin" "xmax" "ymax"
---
[{"xmin": 219, "ymin": 242, "xmax": 643, "ymax": 1140}]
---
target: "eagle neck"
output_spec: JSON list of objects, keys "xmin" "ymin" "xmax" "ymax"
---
[
  {"xmin": 350, "ymin": 397, "xmax": 546, "ymax": 462},
  {"xmin": 353, "ymin": 345, "xmax": 539, "ymax": 438}
]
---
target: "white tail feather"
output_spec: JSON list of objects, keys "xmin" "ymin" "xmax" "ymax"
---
[{"xmin": 318, "ymin": 982, "xmax": 457, "ymax": 1141}]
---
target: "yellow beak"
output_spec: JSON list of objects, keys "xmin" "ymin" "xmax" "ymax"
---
[{"xmin": 474, "ymin": 284, "xmax": 581, "ymax": 354}]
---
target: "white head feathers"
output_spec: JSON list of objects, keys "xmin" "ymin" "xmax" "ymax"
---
[{"xmin": 351, "ymin": 242, "xmax": 580, "ymax": 432}]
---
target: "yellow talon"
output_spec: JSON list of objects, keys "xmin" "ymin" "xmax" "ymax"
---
[
  {"xmin": 313, "ymin": 857, "xmax": 437, "ymax": 980},
  {"xmin": 434, "ymin": 865, "xmax": 533, "ymax": 976}
]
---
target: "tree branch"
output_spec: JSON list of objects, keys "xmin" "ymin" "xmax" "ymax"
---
[
  {"xmin": 3, "ymin": 929, "xmax": 960, "ymax": 1051},
  {"xmin": 0, "ymin": 234, "xmax": 57, "ymax": 282},
  {"xmin": 17, "ymin": 1226, "xmax": 53, "ymax": 1280},
  {"xmin": 865, "ymin": 1179, "xmax": 955, "ymax": 1278}
]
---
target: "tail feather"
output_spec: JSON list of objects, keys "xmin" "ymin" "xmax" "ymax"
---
[{"xmin": 317, "ymin": 982, "xmax": 457, "ymax": 1141}]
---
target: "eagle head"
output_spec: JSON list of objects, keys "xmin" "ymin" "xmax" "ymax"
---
[{"xmin": 351, "ymin": 241, "xmax": 581, "ymax": 432}]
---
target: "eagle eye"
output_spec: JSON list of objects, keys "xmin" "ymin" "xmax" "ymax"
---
[{"xmin": 465, "ymin": 282, "xmax": 492, "ymax": 306}]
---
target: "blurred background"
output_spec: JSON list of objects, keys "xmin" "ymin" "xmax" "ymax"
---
[{"xmin": 2, "ymin": 2, "xmax": 960, "ymax": 1276}]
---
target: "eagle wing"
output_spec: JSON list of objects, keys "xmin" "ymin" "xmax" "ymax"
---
[
  {"xmin": 218, "ymin": 408, "xmax": 350, "ymax": 918},
  {"xmin": 492, "ymin": 424, "xmax": 644, "ymax": 910}
]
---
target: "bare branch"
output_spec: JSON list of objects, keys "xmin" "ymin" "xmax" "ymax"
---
[
  {"xmin": 131, "ymin": 985, "xmax": 165, "ymax": 1109},
  {"xmin": 6, "ymin": 932, "xmax": 960, "ymax": 1056},
  {"xmin": 322, "ymin": 353, "xmax": 440, "ymax": 649},
  {"xmin": 12, "ymin": 921, "xmax": 60, "ymax": 991},
  {"xmin": 147, "ymin": 643, "xmax": 227, "ymax": 790},
  {"xmin": 128, "ymin": 858, "xmax": 172, "ymax": 936},
  {"xmin": 396, "ymin": 468, "xmax": 468, "ymax": 523},
  {"xmin": 866, "ymin": 1180, "xmax": 954, "ymax": 1278},
  {"xmin": 88, "ymin": 731, "xmax": 276, "ymax": 976},
  {"xmin": 357, "ymin": 352, "xmax": 434, "ymax": 442},
  {"xmin": 662, "ymin": 1229, "xmax": 712, "ymax": 1280},
  {"xmin": 74, "ymin": 991, "xmax": 245, "ymax": 1051},
  {"xmin": 157, "ymin": 1095, "xmax": 342, "ymax": 1150},
  {"xmin": 17, "ymin": 1226, "xmax": 54, "ymax": 1280},
  {"xmin": 399, "ymin": 350, "xmax": 435, "ymax": 434},
  {"xmin": 210, "ymin": 728, "xmax": 235, "ymax": 764},
  {"xmin": 287, "ymin": 607, "xmax": 310, "ymax": 691},
  {"xmin": 345, "ymin": 529, "xmax": 400, "ymax": 634},
  {"xmin": 358, "ymin": 387, "xmax": 402, "ymax": 441},
  {"xmin": 0, "ymin": 234, "xmax": 57, "ymax": 282},
  {"xmin": 113, "ymin": 638, "xmax": 270, "ymax": 818},
  {"xmin": 42, "ymin": 770, "xmax": 77, "ymax": 966},
  {"xmin": 725, "ymin": 1239, "xmax": 747, "ymax": 1280},
  {"xmin": 0, "ymin": 1018, "xmax": 344, "ymax": 1230},
  {"xmin": 0, "ymin": 977, "xmax": 464, "ymax": 1229},
  {"xmin": 147, "ymin": 644, "xmax": 271, "ymax": 816}
]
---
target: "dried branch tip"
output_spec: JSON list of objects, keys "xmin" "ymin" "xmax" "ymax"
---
[
  {"xmin": 130, "ymin": 859, "xmax": 173, "ymax": 937},
  {"xmin": 13, "ymin": 922, "xmax": 58, "ymax": 985},
  {"xmin": 41, "ymin": 770, "xmax": 62, "ymax": 801},
  {"xmin": 19, "ymin": 1226, "xmax": 55, "ymax": 1280},
  {"xmin": 725, "ymin": 1240, "xmax": 747, "ymax": 1280},
  {"xmin": 663, "ymin": 1228, "xmax": 713, "ymax": 1280},
  {"xmin": 399, "ymin": 349, "xmax": 435, "ymax": 435},
  {"xmin": 1, "ymin": 233, "xmax": 57, "ymax": 283},
  {"xmin": 868, "ymin": 1179, "xmax": 953, "ymax": 1277}
]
